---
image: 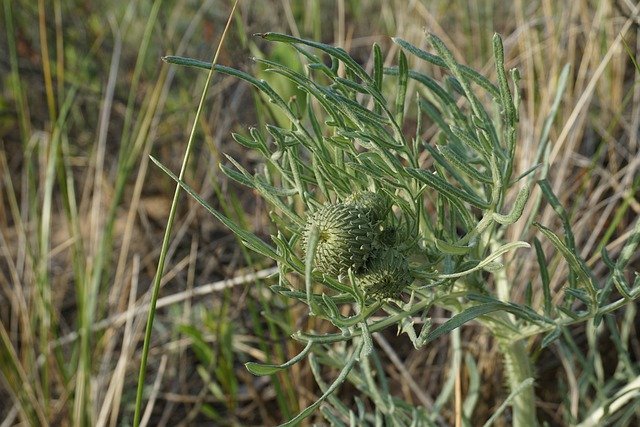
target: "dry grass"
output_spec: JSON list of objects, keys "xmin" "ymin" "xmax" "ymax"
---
[{"xmin": 1, "ymin": 0, "xmax": 639, "ymax": 425}]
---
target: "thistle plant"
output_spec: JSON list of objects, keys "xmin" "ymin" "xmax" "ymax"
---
[{"xmin": 157, "ymin": 32, "xmax": 640, "ymax": 426}]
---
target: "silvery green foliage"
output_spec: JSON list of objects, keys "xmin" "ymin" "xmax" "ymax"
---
[{"xmin": 159, "ymin": 32, "xmax": 640, "ymax": 427}]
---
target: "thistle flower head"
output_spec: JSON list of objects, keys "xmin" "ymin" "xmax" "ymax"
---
[
  {"xmin": 357, "ymin": 247, "xmax": 413, "ymax": 299},
  {"xmin": 344, "ymin": 191, "xmax": 391, "ymax": 223},
  {"xmin": 303, "ymin": 203, "xmax": 377, "ymax": 276}
]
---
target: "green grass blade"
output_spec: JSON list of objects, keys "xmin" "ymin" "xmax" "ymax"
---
[{"xmin": 133, "ymin": 3, "xmax": 239, "ymax": 425}]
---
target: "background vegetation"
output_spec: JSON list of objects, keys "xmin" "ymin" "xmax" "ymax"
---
[{"xmin": 1, "ymin": 0, "xmax": 639, "ymax": 425}]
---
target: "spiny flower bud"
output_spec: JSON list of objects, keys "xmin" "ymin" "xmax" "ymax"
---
[
  {"xmin": 357, "ymin": 248, "xmax": 413, "ymax": 299},
  {"xmin": 303, "ymin": 203, "xmax": 377, "ymax": 276},
  {"xmin": 344, "ymin": 191, "xmax": 391, "ymax": 223},
  {"xmin": 378, "ymin": 225, "xmax": 398, "ymax": 247}
]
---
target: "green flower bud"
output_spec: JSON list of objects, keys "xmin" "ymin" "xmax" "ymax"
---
[
  {"xmin": 344, "ymin": 191, "xmax": 391, "ymax": 223},
  {"xmin": 357, "ymin": 248, "xmax": 413, "ymax": 299},
  {"xmin": 378, "ymin": 225, "xmax": 398, "ymax": 247},
  {"xmin": 303, "ymin": 203, "xmax": 377, "ymax": 276}
]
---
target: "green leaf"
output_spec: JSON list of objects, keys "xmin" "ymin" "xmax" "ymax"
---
[
  {"xmin": 426, "ymin": 34, "xmax": 500, "ymax": 151},
  {"xmin": 438, "ymin": 241, "xmax": 530, "ymax": 279},
  {"xmin": 541, "ymin": 327, "xmax": 562, "ymax": 349},
  {"xmin": 434, "ymin": 238, "xmax": 474, "ymax": 255},
  {"xmin": 533, "ymin": 237, "xmax": 553, "ymax": 315},
  {"xmin": 615, "ymin": 215, "xmax": 640, "ymax": 270},
  {"xmin": 492, "ymin": 33, "xmax": 517, "ymax": 127},
  {"xmin": 538, "ymin": 179, "xmax": 576, "ymax": 251},
  {"xmin": 421, "ymin": 138, "xmax": 480, "ymax": 197},
  {"xmin": 257, "ymin": 32, "xmax": 372, "ymax": 84},
  {"xmin": 395, "ymin": 49, "xmax": 409, "ymax": 125},
  {"xmin": 534, "ymin": 222, "xmax": 597, "ymax": 304},
  {"xmin": 162, "ymin": 55, "xmax": 212, "ymax": 70},
  {"xmin": 245, "ymin": 341, "xmax": 314, "ymax": 376},
  {"xmin": 278, "ymin": 340, "xmax": 364, "ymax": 426},
  {"xmin": 492, "ymin": 185, "xmax": 530, "ymax": 225},
  {"xmin": 407, "ymin": 168, "xmax": 490, "ymax": 209},
  {"xmin": 425, "ymin": 303, "xmax": 503, "ymax": 344},
  {"xmin": 392, "ymin": 38, "xmax": 500, "ymax": 99},
  {"xmin": 438, "ymin": 143, "xmax": 492, "ymax": 184},
  {"xmin": 150, "ymin": 156, "xmax": 280, "ymax": 261},
  {"xmin": 466, "ymin": 294, "xmax": 552, "ymax": 324}
]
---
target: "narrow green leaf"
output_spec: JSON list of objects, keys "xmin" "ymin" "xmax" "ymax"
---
[
  {"xmin": 564, "ymin": 287, "xmax": 591, "ymax": 305},
  {"xmin": 257, "ymin": 32, "xmax": 372, "ymax": 84},
  {"xmin": 420, "ymin": 136, "xmax": 481, "ymax": 196},
  {"xmin": 392, "ymin": 38, "xmax": 500, "ymax": 99},
  {"xmin": 425, "ymin": 303, "xmax": 504, "ymax": 343},
  {"xmin": 615, "ymin": 215, "xmax": 640, "ymax": 270},
  {"xmin": 492, "ymin": 185, "xmax": 530, "ymax": 225},
  {"xmin": 533, "ymin": 237, "xmax": 553, "ymax": 315},
  {"xmin": 492, "ymin": 34, "xmax": 517, "ymax": 126},
  {"xmin": 322, "ymin": 294, "xmax": 340, "ymax": 318},
  {"xmin": 466, "ymin": 294, "xmax": 552, "ymax": 324},
  {"xmin": 438, "ymin": 144, "xmax": 492, "ymax": 184},
  {"xmin": 450, "ymin": 125, "xmax": 491, "ymax": 158},
  {"xmin": 434, "ymin": 238, "xmax": 473, "ymax": 255},
  {"xmin": 162, "ymin": 55, "xmax": 213, "ymax": 70},
  {"xmin": 387, "ymin": 67, "xmax": 469, "ymax": 126},
  {"xmin": 534, "ymin": 222, "xmax": 597, "ymax": 303},
  {"xmin": 524, "ymin": 281, "xmax": 533, "ymax": 307},
  {"xmin": 245, "ymin": 341, "xmax": 314, "ymax": 376},
  {"xmin": 541, "ymin": 327, "xmax": 562, "ymax": 349},
  {"xmin": 232, "ymin": 132, "xmax": 262, "ymax": 152},
  {"xmin": 151, "ymin": 156, "xmax": 280, "ymax": 261},
  {"xmin": 219, "ymin": 162, "xmax": 255, "ymax": 189},
  {"xmin": 425, "ymin": 34, "xmax": 500, "ymax": 151},
  {"xmin": 438, "ymin": 241, "xmax": 530, "ymax": 279},
  {"xmin": 373, "ymin": 43, "xmax": 383, "ymax": 91},
  {"xmin": 359, "ymin": 322, "xmax": 374, "ymax": 358},
  {"xmin": 395, "ymin": 49, "xmax": 409, "ymax": 126},
  {"xmin": 407, "ymin": 168, "xmax": 489, "ymax": 209},
  {"xmin": 278, "ymin": 340, "xmax": 364, "ymax": 426},
  {"xmin": 538, "ymin": 179, "xmax": 576, "ymax": 251}
]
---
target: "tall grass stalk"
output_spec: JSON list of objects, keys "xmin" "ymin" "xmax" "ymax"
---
[{"xmin": 132, "ymin": 2, "xmax": 239, "ymax": 425}]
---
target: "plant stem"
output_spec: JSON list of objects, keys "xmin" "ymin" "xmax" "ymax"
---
[
  {"xmin": 497, "ymin": 336, "xmax": 537, "ymax": 426},
  {"xmin": 491, "ymin": 240, "xmax": 537, "ymax": 426}
]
